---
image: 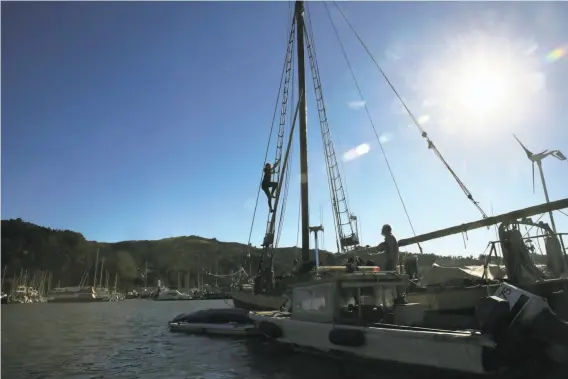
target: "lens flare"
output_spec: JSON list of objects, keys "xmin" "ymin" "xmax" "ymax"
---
[
  {"xmin": 343, "ymin": 143, "xmax": 370, "ymax": 162},
  {"xmin": 545, "ymin": 45, "xmax": 567, "ymax": 63}
]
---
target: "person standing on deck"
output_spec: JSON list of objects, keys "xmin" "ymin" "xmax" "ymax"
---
[
  {"xmin": 262, "ymin": 160, "xmax": 280, "ymax": 212},
  {"xmin": 378, "ymin": 224, "xmax": 399, "ymax": 271},
  {"xmin": 378, "ymin": 224, "xmax": 406, "ymax": 304}
]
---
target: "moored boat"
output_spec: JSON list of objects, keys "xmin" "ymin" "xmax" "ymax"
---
[
  {"xmin": 249, "ymin": 265, "xmax": 568, "ymax": 376},
  {"xmin": 46, "ymin": 286, "xmax": 105, "ymax": 303},
  {"xmin": 154, "ymin": 288, "xmax": 193, "ymax": 301},
  {"xmin": 168, "ymin": 307, "xmax": 261, "ymax": 337}
]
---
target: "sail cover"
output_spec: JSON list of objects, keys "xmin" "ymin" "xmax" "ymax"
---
[{"xmin": 421, "ymin": 263, "xmax": 506, "ymax": 286}]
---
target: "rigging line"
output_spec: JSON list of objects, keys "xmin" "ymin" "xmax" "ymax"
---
[
  {"xmin": 296, "ymin": 194, "xmax": 301, "ymax": 247},
  {"xmin": 323, "ymin": 3, "xmax": 421, "ymax": 247},
  {"xmin": 304, "ymin": 2, "xmax": 342, "ymax": 243},
  {"xmin": 274, "ymin": 44, "xmax": 296, "ymax": 250},
  {"xmin": 276, "ymin": 146, "xmax": 293, "ymax": 247},
  {"xmin": 309, "ymin": 0, "xmax": 355, "ymax": 222},
  {"xmin": 246, "ymin": 19, "xmax": 294, "ymax": 247},
  {"xmin": 559, "ymin": 209, "xmax": 568, "ymax": 218},
  {"xmin": 331, "ymin": 1, "xmax": 488, "ymax": 220},
  {"xmin": 303, "ymin": 7, "xmax": 354, "ymax": 250},
  {"xmin": 275, "ymin": 67, "xmax": 296, "ymax": 248},
  {"xmin": 339, "ymin": 157, "xmax": 353, "ymax": 219},
  {"xmin": 276, "ymin": 67, "xmax": 295, "ymax": 250},
  {"xmin": 306, "ymin": 63, "xmax": 342, "ymax": 253},
  {"xmin": 287, "ymin": 0, "xmax": 293, "ymax": 29},
  {"xmin": 522, "ymin": 213, "xmax": 547, "ymax": 238}
]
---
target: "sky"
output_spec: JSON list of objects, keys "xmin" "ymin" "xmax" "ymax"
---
[{"xmin": 2, "ymin": 1, "xmax": 568, "ymax": 257}]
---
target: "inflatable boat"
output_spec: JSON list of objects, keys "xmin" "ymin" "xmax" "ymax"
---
[{"xmin": 168, "ymin": 307, "xmax": 261, "ymax": 337}]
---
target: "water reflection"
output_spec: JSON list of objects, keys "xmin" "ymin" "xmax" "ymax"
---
[{"xmin": 1, "ymin": 300, "xmax": 564, "ymax": 379}]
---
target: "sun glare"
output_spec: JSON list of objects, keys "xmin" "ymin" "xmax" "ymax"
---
[
  {"xmin": 455, "ymin": 63, "xmax": 509, "ymax": 116},
  {"xmin": 412, "ymin": 32, "xmax": 545, "ymax": 136}
]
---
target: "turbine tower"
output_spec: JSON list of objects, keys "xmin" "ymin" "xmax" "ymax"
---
[{"xmin": 513, "ymin": 134, "xmax": 567, "ymax": 253}]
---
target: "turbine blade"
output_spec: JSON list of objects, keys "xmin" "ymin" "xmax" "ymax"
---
[
  {"xmin": 532, "ymin": 162, "xmax": 535, "ymax": 194},
  {"xmin": 551, "ymin": 150, "xmax": 567, "ymax": 161},
  {"xmin": 513, "ymin": 134, "xmax": 534, "ymax": 158}
]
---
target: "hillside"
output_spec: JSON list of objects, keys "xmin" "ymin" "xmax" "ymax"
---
[
  {"xmin": 1, "ymin": 218, "xmax": 324, "ymax": 291},
  {"xmin": 1, "ymin": 218, "xmax": 521, "ymax": 291}
]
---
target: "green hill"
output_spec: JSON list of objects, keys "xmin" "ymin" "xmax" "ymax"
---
[
  {"xmin": 1, "ymin": 218, "xmax": 533, "ymax": 292},
  {"xmin": 1, "ymin": 218, "xmax": 319, "ymax": 291}
]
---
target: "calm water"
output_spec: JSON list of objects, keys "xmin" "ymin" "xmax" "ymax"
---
[
  {"xmin": 1, "ymin": 300, "xmax": 565, "ymax": 379},
  {"xmin": 1, "ymin": 299, "xmax": 380, "ymax": 379}
]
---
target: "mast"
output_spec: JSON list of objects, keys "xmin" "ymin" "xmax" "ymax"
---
[
  {"xmin": 99, "ymin": 258, "xmax": 105, "ymax": 289},
  {"xmin": 295, "ymin": 0, "xmax": 310, "ymax": 262},
  {"xmin": 93, "ymin": 248, "xmax": 99, "ymax": 289},
  {"xmin": 144, "ymin": 260, "xmax": 148, "ymax": 289}
]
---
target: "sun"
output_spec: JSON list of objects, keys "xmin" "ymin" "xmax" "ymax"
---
[
  {"xmin": 455, "ymin": 64, "xmax": 509, "ymax": 116},
  {"xmin": 412, "ymin": 31, "xmax": 545, "ymax": 136}
]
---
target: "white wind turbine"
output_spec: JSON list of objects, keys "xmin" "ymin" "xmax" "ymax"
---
[{"xmin": 513, "ymin": 134, "xmax": 566, "ymax": 252}]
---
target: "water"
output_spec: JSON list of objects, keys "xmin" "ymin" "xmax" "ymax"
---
[
  {"xmin": 1, "ymin": 300, "xmax": 564, "ymax": 379},
  {"xmin": 1, "ymin": 299, "xmax": 376, "ymax": 379}
]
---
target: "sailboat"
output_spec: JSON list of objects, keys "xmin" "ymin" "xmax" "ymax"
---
[
  {"xmin": 231, "ymin": 1, "xmax": 362, "ymax": 311},
  {"xmin": 46, "ymin": 250, "xmax": 105, "ymax": 303},
  {"xmin": 231, "ymin": 0, "xmax": 568, "ymax": 320}
]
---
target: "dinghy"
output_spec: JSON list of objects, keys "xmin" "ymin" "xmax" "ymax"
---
[{"xmin": 168, "ymin": 308, "xmax": 261, "ymax": 337}]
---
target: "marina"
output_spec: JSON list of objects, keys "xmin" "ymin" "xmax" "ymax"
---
[{"xmin": 2, "ymin": 1, "xmax": 567, "ymax": 379}]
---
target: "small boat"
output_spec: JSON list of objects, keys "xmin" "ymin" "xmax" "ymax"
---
[
  {"xmin": 46, "ymin": 286, "xmax": 106, "ymax": 303},
  {"xmin": 155, "ymin": 288, "xmax": 192, "ymax": 301},
  {"xmin": 168, "ymin": 308, "xmax": 261, "ymax": 337}
]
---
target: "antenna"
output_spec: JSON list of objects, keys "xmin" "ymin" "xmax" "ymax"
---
[{"xmin": 513, "ymin": 134, "xmax": 567, "ymax": 254}]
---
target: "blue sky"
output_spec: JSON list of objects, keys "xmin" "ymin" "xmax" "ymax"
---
[{"xmin": 2, "ymin": 1, "xmax": 567, "ymax": 257}]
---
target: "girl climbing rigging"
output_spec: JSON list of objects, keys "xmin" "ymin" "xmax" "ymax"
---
[{"xmin": 262, "ymin": 160, "xmax": 280, "ymax": 212}]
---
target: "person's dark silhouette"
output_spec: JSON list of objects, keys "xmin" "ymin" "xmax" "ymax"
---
[{"xmin": 262, "ymin": 160, "xmax": 280, "ymax": 212}]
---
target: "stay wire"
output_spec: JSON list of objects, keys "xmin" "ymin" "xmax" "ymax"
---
[
  {"xmin": 323, "ymin": 3, "xmax": 422, "ymax": 252},
  {"xmin": 331, "ymin": 1, "xmax": 488, "ymax": 220},
  {"xmin": 275, "ymin": 59, "xmax": 296, "ymax": 249},
  {"xmin": 246, "ymin": 18, "xmax": 295, "ymax": 247},
  {"xmin": 304, "ymin": 5, "xmax": 355, "ymax": 249}
]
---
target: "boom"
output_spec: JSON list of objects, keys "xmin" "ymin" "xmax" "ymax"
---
[{"xmin": 398, "ymin": 198, "xmax": 568, "ymax": 247}]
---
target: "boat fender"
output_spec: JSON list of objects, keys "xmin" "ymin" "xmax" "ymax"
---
[
  {"xmin": 258, "ymin": 321, "xmax": 283, "ymax": 339},
  {"xmin": 329, "ymin": 328, "xmax": 366, "ymax": 347}
]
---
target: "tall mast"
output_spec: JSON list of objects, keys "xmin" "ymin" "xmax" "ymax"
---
[
  {"xmin": 93, "ymin": 248, "xmax": 99, "ymax": 289},
  {"xmin": 295, "ymin": 0, "xmax": 310, "ymax": 262},
  {"xmin": 144, "ymin": 261, "xmax": 148, "ymax": 289}
]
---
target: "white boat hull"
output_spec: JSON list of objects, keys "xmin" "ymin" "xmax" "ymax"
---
[{"xmin": 250, "ymin": 314, "xmax": 496, "ymax": 375}]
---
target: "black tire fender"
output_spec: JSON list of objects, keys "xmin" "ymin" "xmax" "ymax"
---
[
  {"xmin": 258, "ymin": 321, "xmax": 283, "ymax": 338},
  {"xmin": 329, "ymin": 327, "xmax": 366, "ymax": 347}
]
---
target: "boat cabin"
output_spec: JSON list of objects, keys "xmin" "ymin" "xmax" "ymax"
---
[{"xmin": 287, "ymin": 269, "xmax": 425, "ymax": 326}]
